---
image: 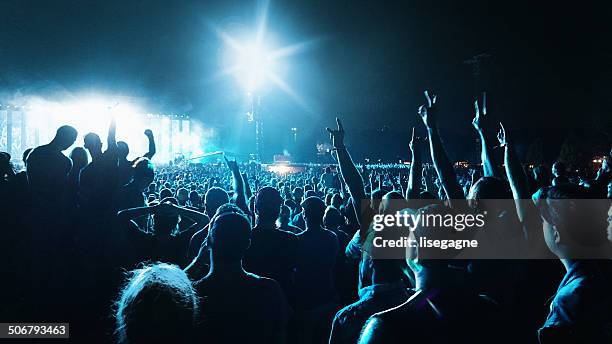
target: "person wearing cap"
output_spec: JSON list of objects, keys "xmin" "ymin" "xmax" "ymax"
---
[{"xmin": 194, "ymin": 212, "xmax": 290, "ymax": 344}]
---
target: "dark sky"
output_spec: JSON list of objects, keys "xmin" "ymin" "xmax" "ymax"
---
[{"xmin": 1, "ymin": 0, "xmax": 610, "ymax": 159}]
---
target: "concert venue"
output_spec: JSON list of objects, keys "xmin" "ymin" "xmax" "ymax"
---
[{"xmin": 1, "ymin": 0, "xmax": 611, "ymax": 343}]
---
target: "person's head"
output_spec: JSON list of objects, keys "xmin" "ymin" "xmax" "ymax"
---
[
  {"xmin": 117, "ymin": 141, "xmax": 130, "ymax": 160},
  {"xmin": 324, "ymin": 193, "xmax": 333, "ymax": 206},
  {"xmin": 323, "ymin": 205, "xmax": 344, "ymax": 230},
  {"xmin": 0, "ymin": 152, "xmax": 14, "ymax": 180},
  {"xmin": 325, "ymin": 166, "xmax": 332, "ymax": 174},
  {"xmin": 371, "ymin": 188, "xmax": 386, "ymax": 213},
  {"xmin": 467, "ymin": 177, "xmax": 513, "ymax": 217},
  {"xmin": 331, "ymin": 193, "xmax": 343, "ymax": 209},
  {"xmin": 69, "ymin": 147, "xmax": 89, "ymax": 170},
  {"xmin": 176, "ymin": 187, "xmax": 189, "ymax": 206},
  {"xmin": 533, "ymin": 185, "xmax": 609, "ymax": 259},
  {"xmin": 147, "ymin": 182, "xmax": 157, "ymax": 194},
  {"xmin": 22, "ymin": 148, "xmax": 33, "ymax": 164},
  {"xmin": 552, "ymin": 161, "xmax": 566, "ymax": 178},
  {"xmin": 208, "ymin": 212, "xmax": 252, "ymax": 264},
  {"xmin": 255, "ymin": 186, "xmax": 283, "ymax": 223},
  {"xmin": 115, "ymin": 263, "xmax": 198, "ymax": 344},
  {"xmin": 189, "ymin": 191, "xmax": 201, "ymax": 207},
  {"xmin": 405, "ymin": 205, "xmax": 472, "ymax": 284},
  {"xmin": 51, "ymin": 125, "xmax": 78, "ymax": 151},
  {"xmin": 293, "ymin": 187, "xmax": 304, "ymax": 201},
  {"xmin": 304, "ymin": 190, "xmax": 316, "ymax": 199},
  {"xmin": 204, "ymin": 187, "xmax": 229, "ymax": 217},
  {"xmin": 380, "ymin": 191, "xmax": 406, "ymax": 214},
  {"xmin": 301, "ymin": 196, "xmax": 326, "ymax": 228},
  {"xmin": 132, "ymin": 158, "xmax": 154, "ymax": 190},
  {"xmin": 83, "ymin": 132, "xmax": 103, "ymax": 157},
  {"xmin": 159, "ymin": 188, "xmax": 173, "ymax": 200},
  {"xmin": 278, "ymin": 204, "xmax": 292, "ymax": 226},
  {"xmin": 153, "ymin": 197, "xmax": 180, "ymax": 235}
]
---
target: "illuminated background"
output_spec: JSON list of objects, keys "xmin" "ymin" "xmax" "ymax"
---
[{"xmin": 0, "ymin": 0, "xmax": 610, "ymax": 164}]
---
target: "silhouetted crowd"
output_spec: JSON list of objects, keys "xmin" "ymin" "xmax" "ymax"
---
[{"xmin": 1, "ymin": 92, "xmax": 611, "ymax": 343}]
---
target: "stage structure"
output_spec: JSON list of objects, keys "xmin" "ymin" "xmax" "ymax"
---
[{"xmin": 0, "ymin": 103, "xmax": 205, "ymax": 163}]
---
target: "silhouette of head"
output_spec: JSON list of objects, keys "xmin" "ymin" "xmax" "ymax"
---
[
  {"xmin": 83, "ymin": 132, "xmax": 102, "ymax": 156},
  {"xmin": 331, "ymin": 193, "xmax": 343, "ymax": 209},
  {"xmin": 117, "ymin": 141, "xmax": 130, "ymax": 160},
  {"xmin": 255, "ymin": 186, "xmax": 283, "ymax": 222},
  {"xmin": 301, "ymin": 196, "xmax": 326, "ymax": 227},
  {"xmin": 552, "ymin": 161, "xmax": 566, "ymax": 178},
  {"xmin": 176, "ymin": 187, "xmax": 189, "ymax": 206},
  {"xmin": 205, "ymin": 187, "xmax": 229, "ymax": 217},
  {"xmin": 208, "ymin": 212, "xmax": 252, "ymax": 264},
  {"xmin": 132, "ymin": 158, "xmax": 154, "ymax": 190},
  {"xmin": 279, "ymin": 204, "xmax": 292, "ymax": 225},
  {"xmin": 22, "ymin": 148, "xmax": 33, "ymax": 164},
  {"xmin": 52, "ymin": 125, "xmax": 78, "ymax": 151},
  {"xmin": 533, "ymin": 184, "xmax": 608, "ymax": 258},
  {"xmin": 69, "ymin": 147, "xmax": 89, "ymax": 170},
  {"xmin": 115, "ymin": 263, "xmax": 198, "ymax": 344},
  {"xmin": 189, "ymin": 191, "xmax": 201, "ymax": 207},
  {"xmin": 323, "ymin": 205, "xmax": 344, "ymax": 230}
]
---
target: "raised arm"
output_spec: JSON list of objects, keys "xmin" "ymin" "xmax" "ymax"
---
[
  {"xmin": 117, "ymin": 205, "xmax": 155, "ymax": 232},
  {"xmin": 107, "ymin": 117, "xmax": 117, "ymax": 152},
  {"xmin": 418, "ymin": 91, "xmax": 465, "ymax": 204},
  {"xmin": 497, "ymin": 123, "xmax": 542, "ymax": 244},
  {"xmin": 472, "ymin": 92, "xmax": 501, "ymax": 178},
  {"xmin": 242, "ymin": 172, "xmax": 253, "ymax": 201},
  {"xmin": 224, "ymin": 155, "xmax": 248, "ymax": 213},
  {"xmin": 142, "ymin": 129, "xmax": 156, "ymax": 159},
  {"xmin": 326, "ymin": 118, "xmax": 367, "ymax": 230},
  {"xmin": 406, "ymin": 127, "xmax": 424, "ymax": 199},
  {"xmin": 172, "ymin": 204, "xmax": 208, "ymax": 234}
]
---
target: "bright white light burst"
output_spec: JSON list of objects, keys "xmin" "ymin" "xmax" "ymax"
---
[{"xmin": 215, "ymin": 0, "xmax": 313, "ymax": 106}]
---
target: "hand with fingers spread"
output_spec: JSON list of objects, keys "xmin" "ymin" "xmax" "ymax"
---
[
  {"xmin": 223, "ymin": 154, "xmax": 239, "ymax": 171},
  {"xmin": 326, "ymin": 117, "xmax": 346, "ymax": 149},
  {"xmin": 471, "ymin": 92, "xmax": 490, "ymax": 132},
  {"xmin": 418, "ymin": 90, "xmax": 438, "ymax": 129}
]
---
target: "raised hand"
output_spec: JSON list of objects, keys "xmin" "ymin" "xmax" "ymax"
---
[
  {"xmin": 144, "ymin": 129, "xmax": 154, "ymax": 137},
  {"xmin": 496, "ymin": 122, "xmax": 508, "ymax": 146},
  {"xmin": 418, "ymin": 90, "xmax": 438, "ymax": 129},
  {"xmin": 223, "ymin": 154, "xmax": 239, "ymax": 171},
  {"xmin": 409, "ymin": 127, "xmax": 416, "ymax": 152},
  {"xmin": 471, "ymin": 92, "xmax": 490, "ymax": 132},
  {"xmin": 326, "ymin": 117, "xmax": 346, "ymax": 149}
]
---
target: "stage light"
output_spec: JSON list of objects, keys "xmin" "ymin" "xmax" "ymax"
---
[
  {"xmin": 14, "ymin": 94, "xmax": 212, "ymax": 163},
  {"xmin": 235, "ymin": 42, "xmax": 273, "ymax": 92}
]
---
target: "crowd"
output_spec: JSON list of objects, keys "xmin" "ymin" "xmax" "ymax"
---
[{"xmin": 0, "ymin": 91, "xmax": 611, "ymax": 343}]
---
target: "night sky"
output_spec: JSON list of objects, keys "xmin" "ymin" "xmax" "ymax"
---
[{"xmin": 1, "ymin": 0, "xmax": 610, "ymax": 161}]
